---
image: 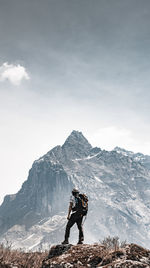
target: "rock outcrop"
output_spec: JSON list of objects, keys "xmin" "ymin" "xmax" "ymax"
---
[{"xmin": 42, "ymin": 243, "xmax": 150, "ymax": 267}]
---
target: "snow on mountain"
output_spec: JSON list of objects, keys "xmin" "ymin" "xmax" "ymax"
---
[
  {"xmin": 1, "ymin": 214, "xmax": 67, "ymax": 251},
  {"xmin": 0, "ymin": 130, "xmax": 150, "ymax": 250}
]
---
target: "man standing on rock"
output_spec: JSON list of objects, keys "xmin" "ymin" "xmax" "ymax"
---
[{"xmin": 62, "ymin": 188, "xmax": 84, "ymax": 245}]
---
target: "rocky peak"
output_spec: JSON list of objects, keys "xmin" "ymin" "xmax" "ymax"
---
[
  {"xmin": 63, "ymin": 130, "xmax": 92, "ymax": 148},
  {"xmin": 62, "ymin": 130, "xmax": 92, "ymax": 159}
]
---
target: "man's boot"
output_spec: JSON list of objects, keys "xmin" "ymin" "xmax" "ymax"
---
[
  {"xmin": 77, "ymin": 237, "xmax": 83, "ymax": 245},
  {"xmin": 61, "ymin": 239, "xmax": 69, "ymax": 245},
  {"xmin": 77, "ymin": 241, "xmax": 83, "ymax": 245}
]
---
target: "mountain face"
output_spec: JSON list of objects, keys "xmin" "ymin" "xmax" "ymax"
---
[
  {"xmin": 0, "ymin": 152, "xmax": 73, "ymax": 233},
  {"xmin": 0, "ymin": 130, "xmax": 150, "ymax": 251}
]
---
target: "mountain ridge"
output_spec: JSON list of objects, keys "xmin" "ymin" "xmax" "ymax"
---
[{"xmin": 114, "ymin": 146, "xmax": 150, "ymax": 170}]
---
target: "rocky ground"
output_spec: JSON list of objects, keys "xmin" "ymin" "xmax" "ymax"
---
[
  {"xmin": 1, "ymin": 242, "xmax": 149, "ymax": 268},
  {"xmin": 41, "ymin": 243, "xmax": 150, "ymax": 268}
]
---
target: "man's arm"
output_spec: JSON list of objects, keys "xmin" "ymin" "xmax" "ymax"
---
[{"xmin": 67, "ymin": 202, "xmax": 73, "ymax": 220}]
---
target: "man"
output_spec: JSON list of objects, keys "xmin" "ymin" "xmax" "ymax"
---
[{"xmin": 62, "ymin": 188, "xmax": 84, "ymax": 245}]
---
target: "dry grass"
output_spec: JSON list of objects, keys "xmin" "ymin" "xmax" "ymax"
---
[
  {"xmin": 0, "ymin": 244, "xmax": 48, "ymax": 268},
  {"xmin": 100, "ymin": 236, "xmax": 127, "ymax": 251}
]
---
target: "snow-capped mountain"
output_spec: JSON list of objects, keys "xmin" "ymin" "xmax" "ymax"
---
[{"xmin": 0, "ymin": 130, "xmax": 150, "ymax": 251}]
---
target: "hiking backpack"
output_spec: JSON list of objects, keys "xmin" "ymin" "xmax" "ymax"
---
[{"xmin": 79, "ymin": 193, "xmax": 88, "ymax": 216}]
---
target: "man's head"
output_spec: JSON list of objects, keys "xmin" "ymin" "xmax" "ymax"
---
[{"xmin": 72, "ymin": 188, "xmax": 79, "ymax": 197}]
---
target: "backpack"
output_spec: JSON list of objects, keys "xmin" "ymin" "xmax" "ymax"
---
[{"xmin": 78, "ymin": 193, "xmax": 88, "ymax": 216}]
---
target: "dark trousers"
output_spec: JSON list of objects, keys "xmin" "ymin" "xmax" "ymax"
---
[{"xmin": 65, "ymin": 212, "xmax": 84, "ymax": 241}]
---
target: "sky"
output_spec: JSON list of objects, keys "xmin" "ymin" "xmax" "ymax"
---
[{"xmin": 0, "ymin": 0, "xmax": 150, "ymax": 204}]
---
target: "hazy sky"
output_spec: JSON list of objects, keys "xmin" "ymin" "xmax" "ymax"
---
[{"xmin": 0, "ymin": 0, "xmax": 150, "ymax": 204}]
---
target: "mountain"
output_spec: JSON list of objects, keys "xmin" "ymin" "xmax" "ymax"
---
[{"xmin": 0, "ymin": 130, "xmax": 150, "ymax": 251}]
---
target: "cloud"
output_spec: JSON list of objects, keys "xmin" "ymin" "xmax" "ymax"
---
[
  {"xmin": 91, "ymin": 126, "xmax": 131, "ymax": 149},
  {"xmin": 90, "ymin": 126, "xmax": 150, "ymax": 155},
  {"xmin": 0, "ymin": 62, "xmax": 30, "ymax": 86}
]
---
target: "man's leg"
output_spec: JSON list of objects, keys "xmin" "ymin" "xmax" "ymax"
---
[
  {"xmin": 62, "ymin": 214, "xmax": 76, "ymax": 244},
  {"xmin": 76, "ymin": 216, "xmax": 84, "ymax": 244}
]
